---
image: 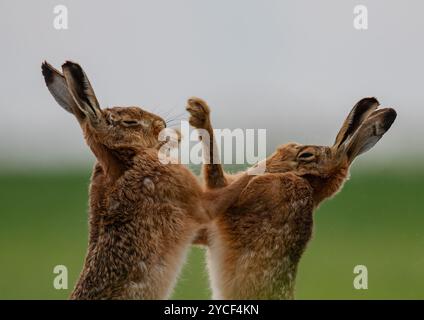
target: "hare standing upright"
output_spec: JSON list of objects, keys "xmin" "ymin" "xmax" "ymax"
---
[
  {"xmin": 186, "ymin": 97, "xmax": 397, "ymax": 299},
  {"xmin": 42, "ymin": 61, "xmax": 251, "ymax": 299}
]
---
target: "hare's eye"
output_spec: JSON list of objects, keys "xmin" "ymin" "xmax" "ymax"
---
[
  {"xmin": 298, "ymin": 152, "xmax": 315, "ymax": 160},
  {"xmin": 122, "ymin": 120, "xmax": 139, "ymax": 126}
]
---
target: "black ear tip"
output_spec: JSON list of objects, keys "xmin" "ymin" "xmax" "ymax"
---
[
  {"xmin": 62, "ymin": 60, "xmax": 81, "ymax": 70},
  {"xmin": 62, "ymin": 61, "xmax": 87, "ymax": 88},
  {"xmin": 385, "ymin": 108, "xmax": 397, "ymax": 124},
  {"xmin": 358, "ymin": 97, "xmax": 379, "ymax": 106},
  {"xmin": 41, "ymin": 61, "xmax": 54, "ymax": 84},
  {"xmin": 376, "ymin": 108, "xmax": 397, "ymax": 132}
]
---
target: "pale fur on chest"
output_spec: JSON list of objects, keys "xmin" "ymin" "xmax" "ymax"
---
[
  {"xmin": 124, "ymin": 230, "xmax": 198, "ymax": 299},
  {"xmin": 206, "ymin": 195, "xmax": 313, "ymax": 299},
  {"xmin": 206, "ymin": 223, "xmax": 301, "ymax": 299}
]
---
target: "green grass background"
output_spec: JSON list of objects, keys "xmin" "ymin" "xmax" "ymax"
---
[{"xmin": 0, "ymin": 165, "xmax": 423, "ymax": 299}]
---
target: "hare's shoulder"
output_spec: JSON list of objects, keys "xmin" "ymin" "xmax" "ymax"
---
[
  {"xmin": 117, "ymin": 155, "xmax": 201, "ymax": 202},
  {"xmin": 237, "ymin": 172, "xmax": 313, "ymax": 210}
]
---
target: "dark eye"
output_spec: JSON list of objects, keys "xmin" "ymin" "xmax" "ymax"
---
[
  {"xmin": 298, "ymin": 152, "xmax": 315, "ymax": 159},
  {"xmin": 122, "ymin": 120, "xmax": 139, "ymax": 126}
]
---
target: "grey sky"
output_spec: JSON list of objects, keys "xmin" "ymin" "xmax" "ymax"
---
[{"xmin": 0, "ymin": 0, "xmax": 422, "ymax": 169}]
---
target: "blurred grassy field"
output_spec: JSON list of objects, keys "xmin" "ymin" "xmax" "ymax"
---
[{"xmin": 0, "ymin": 165, "xmax": 423, "ymax": 299}]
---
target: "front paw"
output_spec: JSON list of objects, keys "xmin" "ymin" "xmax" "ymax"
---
[{"xmin": 186, "ymin": 97, "xmax": 211, "ymax": 129}]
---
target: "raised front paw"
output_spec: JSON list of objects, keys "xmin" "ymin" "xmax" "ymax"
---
[{"xmin": 186, "ymin": 97, "xmax": 211, "ymax": 129}]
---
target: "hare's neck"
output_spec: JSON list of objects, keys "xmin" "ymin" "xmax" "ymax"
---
[
  {"xmin": 308, "ymin": 166, "xmax": 349, "ymax": 206},
  {"xmin": 109, "ymin": 147, "xmax": 137, "ymax": 165},
  {"xmin": 90, "ymin": 144, "xmax": 138, "ymax": 181}
]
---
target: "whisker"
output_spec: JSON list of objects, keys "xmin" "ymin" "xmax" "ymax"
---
[
  {"xmin": 165, "ymin": 120, "xmax": 186, "ymax": 127},
  {"xmin": 165, "ymin": 111, "xmax": 187, "ymax": 122},
  {"xmin": 152, "ymin": 104, "xmax": 188, "ymax": 125},
  {"xmin": 165, "ymin": 117, "xmax": 187, "ymax": 126},
  {"xmin": 160, "ymin": 105, "xmax": 182, "ymax": 120},
  {"xmin": 165, "ymin": 117, "xmax": 186, "ymax": 125}
]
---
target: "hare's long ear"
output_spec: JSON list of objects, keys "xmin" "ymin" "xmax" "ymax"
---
[
  {"xmin": 61, "ymin": 61, "xmax": 102, "ymax": 123},
  {"xmin": 333, "ymin": 97, "xmax": 380, "ymax": 149},
  {"xmin": 345, "ymin": 108, "xmax": 397, "ymax": 163},
  {"xmin": 42, "ymin": 61, "xmax": 77, "ymax": 114}
]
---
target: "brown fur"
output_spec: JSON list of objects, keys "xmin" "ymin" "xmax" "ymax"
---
[
  {"xmin": 42, "ymin": 62, "xmax": 251, "ymax": 299},
  {"xmin": 187, "ymin": 96, "xmax": 396, "ymax": 299}
]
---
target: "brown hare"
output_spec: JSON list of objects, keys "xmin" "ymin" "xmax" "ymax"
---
[
  {"xmin": 41, "ymin": 61, "xmax": 252, "ymax": 299},
  {"xmin": 186, "ymin": 96, "xmax": 397, "ymax": 299}
]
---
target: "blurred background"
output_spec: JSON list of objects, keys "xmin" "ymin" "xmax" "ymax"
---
[{"xmin": 0, "ymin": 0, "xmax": 423, "ymax": 299}]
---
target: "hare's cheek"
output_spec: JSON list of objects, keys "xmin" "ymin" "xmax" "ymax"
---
[
  {"xmin": 113, "ymin": 129, "xmax": 124, "ymax": 140},
  {"xmin": 109, "ymin": 130, "xmax": 126, "ymax": 145},
  {"xmin": 139, "ymin": 119, "xmax": 151, "ymax": 130}
]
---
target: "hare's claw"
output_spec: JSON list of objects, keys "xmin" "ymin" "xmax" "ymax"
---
[{"xmin": 186, "ymin": 97, "xmax": 210, "ymax": 129}]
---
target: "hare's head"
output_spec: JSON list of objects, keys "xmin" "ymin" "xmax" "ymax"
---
[
  {"xmin": 42, "ymin": 61, "xmax": 166, "ymax": 151},
  {"xmin": 266, "ymin": 97, "xmax": 397, "ymax": 204}
]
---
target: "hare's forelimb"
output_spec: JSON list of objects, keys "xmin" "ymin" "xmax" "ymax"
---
[
  {"xmin": 192, "ymin": 171, "xmax": 249, "ymax": 247},
  {"xmin": 187, "ymin": 97, "xmax": 252, "ymax": 247},
  {"xmin": 201, "ymin": 173, "xmax": 252, "ymax": 219},
  {"xmin": 186, "ymin": 97, "xmax": 227, "ymax": 189}
]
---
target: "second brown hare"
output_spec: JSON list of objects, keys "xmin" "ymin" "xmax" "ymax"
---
[
  {"xmin": 187, "ymin": 97, "xmax": 397, "ymax": 299},
  {"xmin": 42, "ymin": 61, "xmax": 251, "ymax": 299}
]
